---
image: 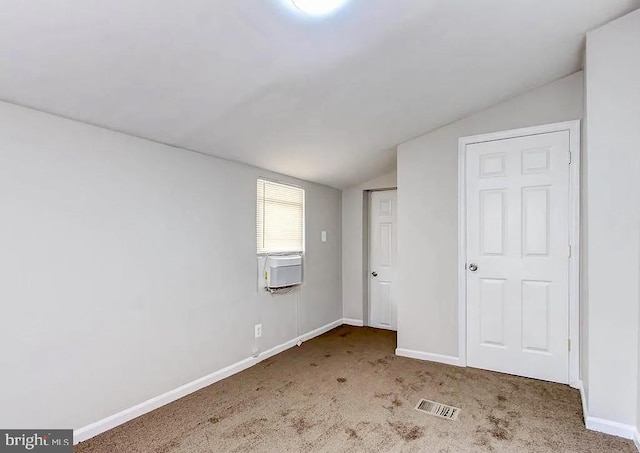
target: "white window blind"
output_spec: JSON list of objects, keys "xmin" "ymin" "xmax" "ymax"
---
[{"xmin": 257, "ymin": 179, "xmax": 305, "ymax": 254}]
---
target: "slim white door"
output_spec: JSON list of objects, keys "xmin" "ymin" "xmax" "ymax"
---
[
  {"xmin": 369, "ymin": 190, "xmax": 397, "ymax": 331},
  {"xmin": 466, "ymin": 131, "xmax": 570, "ymax": 384}
]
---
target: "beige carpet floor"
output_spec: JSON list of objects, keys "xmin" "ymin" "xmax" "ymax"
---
[{"xmin": 75, "ymin": 326, "xmax": 635, "ymax": 453}]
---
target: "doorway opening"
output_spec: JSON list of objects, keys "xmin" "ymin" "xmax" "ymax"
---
[
  {"xmin": 458, "ymin": 120, "xmax": 580, "ymax": 386},
  {"xmin": 366, "ymin": 189, "xmax": 398, "ymax": 331}
]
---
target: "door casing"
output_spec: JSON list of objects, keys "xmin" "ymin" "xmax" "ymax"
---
[{"xmin": 457, "ymin": 120, "xmax": 581, "ymax": 388}]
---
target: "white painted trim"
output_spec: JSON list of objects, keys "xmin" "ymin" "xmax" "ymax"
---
[
  {"xmin": 73, "ymin": 357, "xmax": 257, "ymax": 445},
  {"xmin": 457, "ymin": 120, "xmax": 581, "ymax": 385},
  {"xmin": 299, "ymin": 318, "xmax": 344, "ymax": 342},
  {"xmin": 459, "ymin": 121, "xmax": 581, "ymax": 145},
  {"xmin": 566, "ymin": 121, "xmax": 581, "ymax": 389},
  {"xmin": 585, "ymin": 417, "xmax": 636, "ymax": 440},
  {"xmin": 343, "ymin": 318, "xmax": 364, "ymax": 327},
  {"xmin": 74, "ymin": 318, "xmax": 344, "ymax": 445},
  {"xmin": 577, "ymin": 380, "xmax": 635, "ymax": 440},
  {"xmin": 457, "ymin": 131, "xmax": 468, "ymax": 368},
  {"xmin": 395, "ymin": 348, "xmax": 462, "ymax": 367},
  {"xmin": 366, "ymin": 190, "xmax": 373, "ymax": 327}
]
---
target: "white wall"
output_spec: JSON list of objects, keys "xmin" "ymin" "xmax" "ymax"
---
[
  {"xmin": 584, "ymin": 9, "xmax": 640, "ymax": 428},
  {"xmin": 342, "ymin": 171, "xmax": 396, "ymax": 323},
  {"xmin": 396, "ymin": 72, "xmax": 584, "ymax": 358},
  {"xmin": 0, "ymin": 102, "xmax": 342, "ymax": 430}
]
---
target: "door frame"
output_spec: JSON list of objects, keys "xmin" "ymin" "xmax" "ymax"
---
[
  {"xmin": 457, "ymin": 120, "xmax": 581, "ymax": 387},
  {"xmin": 367, "ymin": 188, "xmax": 398, "ymax": 330}
]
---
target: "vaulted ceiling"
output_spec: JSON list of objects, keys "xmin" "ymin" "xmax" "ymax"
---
[{"xmin": 0, "ymin": 0, "xmax": 637, "ymax": 188}]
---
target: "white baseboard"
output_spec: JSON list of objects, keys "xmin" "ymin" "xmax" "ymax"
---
[
  {"xmin": 342, "ymin": 318, "xmax": 364, "ymax": 327},
  {"xmin": 74, "ymin": 318, "xmax": 344, "ymax": 445},
  {"xmin": 300, "ymin": 319, "xmax": 344, "ymax": 342},
  {"xmin": 72, "ymin": 327, "xmax": 640, "ymax": 446},
  {"xmin": 395, "ymin": 348, "xmax": 462, "ymax": 367},
  {"xmin": 576, "ymin": 380, "xmax": 635, "ymax": 440},
  {"xmin": 586, "ymin": 416, "xmax": 635, "ymax": 440}
]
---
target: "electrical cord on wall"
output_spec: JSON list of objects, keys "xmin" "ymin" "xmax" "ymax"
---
[{"xmin": 296, "ymin": 287, "xmax": 301, "ymax": 339}]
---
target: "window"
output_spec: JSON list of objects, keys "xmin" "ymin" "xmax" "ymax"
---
[{"xmin": 257, "ymin": 179, "xmax": 305, "ymax": 254}]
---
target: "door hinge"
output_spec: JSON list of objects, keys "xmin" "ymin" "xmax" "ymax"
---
[
  {"xmin": 568, "ymin": 150, "xmax": 572, "ymax": 164},
  {"xmin": 568, "ymin": 339, "xmax": 571, "ymax": 352},
  {"xmin": 568, "ymin": 245, "xmax": 572, "ymax": 258}
]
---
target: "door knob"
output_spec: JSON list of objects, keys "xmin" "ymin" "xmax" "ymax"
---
[
  {"xmin": 469, "ymin": 263, "xmax": 478, "ymax": 272},
  {"xmin": 371, "ymin": 271, "xmax": 378, "ymax": 277}
]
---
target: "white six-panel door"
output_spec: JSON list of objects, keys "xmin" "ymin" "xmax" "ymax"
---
[
  {"xmin": 369, "ymin": 190, "xmax": 397, "ymax": 331},
  {"xmin": 466, "ymin": 131, "xmax": 570, "ymax": 384}
]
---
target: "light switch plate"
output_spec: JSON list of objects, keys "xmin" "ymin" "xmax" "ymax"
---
[{"xmin": 321, "ymin": 231, "xmax": 327, "ymax": 242}]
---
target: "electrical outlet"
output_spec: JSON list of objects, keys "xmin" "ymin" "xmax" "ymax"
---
[{"xmin": 255, "ymin": 324, "xmax": 262, "ymax": 338}]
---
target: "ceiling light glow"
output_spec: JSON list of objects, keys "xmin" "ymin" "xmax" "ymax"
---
[{"xmin": 291, "ymin": 0, "xmax": 348, "ymax": 15}]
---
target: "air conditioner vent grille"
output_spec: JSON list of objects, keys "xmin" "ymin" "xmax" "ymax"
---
[{"xmin": 414, "ymin": 399, "xmax": 460, "ymax": 421}]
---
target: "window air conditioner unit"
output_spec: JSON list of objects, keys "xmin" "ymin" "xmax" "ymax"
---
[{"xmin": 265, "ymin": 255, "xmax": 302, "ymax": 289}]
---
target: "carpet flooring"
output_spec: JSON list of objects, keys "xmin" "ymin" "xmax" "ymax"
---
[{"xmin": 75, "ymin": 326, "xmax": 635, "ymax": 453}]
